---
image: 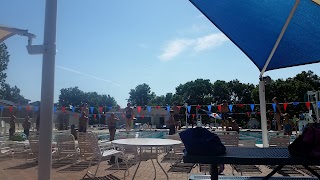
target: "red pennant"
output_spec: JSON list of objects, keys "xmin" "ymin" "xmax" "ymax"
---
[
  {"xmin": 246, "ymin": 112, "xmax": 251, "ymax": 116},
  {"xmin": 9, "ymin": 106, "xmax": 13, "ymax": 112},
  {"xmin": 142, "ymin": 114, "xmax": 145, "ymax": 119},
  {"xmin": 99, "ymin": 107, "xmax": 103, "ymax": 113},
  {"xmin": 283, "ymin": 103, "xmax": 288, "ymax": 111},
  {"xmin": 177, "ymin": 106, "xmax": 181, "ymax": 110},
  {"xmin": 196, "ymin": 105, "xmax": 201, "ymax": 109},
  {"xmin": 306, "ymin": 102, "xmax": 311, "ymax": 110},
  {"xmin": 156, "ymin": 106, "xmax": 160, "ymax": 109},
  {"xmin": 217, "ymin": 105, "xmax": 222, "ymax": 112},
  {"xmin": 269, "ymin": 112, "xmax": 273, "ymax": 115},
  {"xmin": 192, "ymin": 114, "xmax": 195, "ymax": 119},
  {"xmin": 26, "ymin": 106, "xmax": 30, "ymax": 111},
  {"xmin": 137, "ymin": 106, "xmax": 141, "ymax": 113},
  {"xmin": 257, "ymin": 112, "xmax": 261, "ymax": 115},
  {"xmin": 237, "ymin": 104, "xmax": 244, "ymax": 108},
  {"xmin": 93, "ymin": 114, "xmax": 97, "ymax": 118},
  {"xmin": 61, "ymin": 107, "xmax": 66, "ymax": 112}
]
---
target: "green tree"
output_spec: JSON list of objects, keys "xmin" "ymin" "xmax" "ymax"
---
[
  {"xmin": 212, "ymin": 80, "xmax": 229, "ymax": 102},
  {"xmin": 0, "ymin": 43, "xmax": 9, "ymax": 86},
  {"xmin": 175, "ymin": 79, "xmax": 214, "ymax": 105},
  {"xmin": 128, "ymin": 83, "xmax": 155, "ymax": 106},
  {"xmin": 227, "ymin": 79, "xmax": 255, "ymax": 103}
]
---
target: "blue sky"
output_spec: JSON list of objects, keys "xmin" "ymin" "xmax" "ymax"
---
[{"xmin": 1, "ymin": 0, "xmax": 320, "ymax": 107}]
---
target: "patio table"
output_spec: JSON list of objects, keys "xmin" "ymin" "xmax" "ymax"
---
[
  {"xmin": 112, "ymin": 138, "xmax": 181, "ymax": 180},
  {"xmin": 183, "ymin": 147, "xmax": 320, "ymax": 180}
]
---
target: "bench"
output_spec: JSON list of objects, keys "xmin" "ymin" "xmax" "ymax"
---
[{"xmin": 189, "ymin": 175, "xmax": 318, "ymax": 180}]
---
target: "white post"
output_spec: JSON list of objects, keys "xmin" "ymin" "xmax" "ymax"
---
[
  {"xmin": 38, "ymin": 0, "xmax": 57, "ymax": 179},
  {"xmin": 259, "ymin": 79, "xmax": 269, "ymax": 147}
]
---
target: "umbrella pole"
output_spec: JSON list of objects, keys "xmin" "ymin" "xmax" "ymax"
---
[{"xmin": 259, "ymin": 79, "xmax": 269, "ymax": 147}]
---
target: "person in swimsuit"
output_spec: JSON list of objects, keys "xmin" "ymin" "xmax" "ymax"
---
[
  {"xmin": 79, "ymin": 111, "xmax": 88, "ymax": 133},
  {"xmin": 272, "ymin": 97, "xmax": 282, "ymax": 131},
  {"xmin": 283, "ymin": 114, "xmax": 293, "ymax": 135},
  {"xmin": 22, "ymin": 116, "xmax": 31, "ymax": 138},
  {"xmin": 221, "ymin": 100, "xmax": 229, "ymax": 130},
  {"xmin": 107, "ymin": 113, "xmax": 119, "ymax": 141},
  {"xmin": 124, "ymin": 103, "xmax": 133, "ymax": 131},
  {"xmin": 9, "ymin": 115, "xmax": 16, "ymax": 137},
  {"xmin": 166, "ymin": 110, "xmax": 176, "ymax": 135}
]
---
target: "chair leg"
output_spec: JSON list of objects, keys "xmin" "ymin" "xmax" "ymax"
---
[{"xmin": 94, "ymin": 156, "xmax": 102, "ymax": 178}]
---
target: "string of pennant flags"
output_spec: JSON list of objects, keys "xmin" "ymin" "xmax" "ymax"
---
[{"xmin": 0, "ymin": 101, "xmax": 319, "ymax": 119}]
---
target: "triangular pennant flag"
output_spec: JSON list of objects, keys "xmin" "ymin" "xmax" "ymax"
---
[
  {"xmin": 283, "ymin": 103, "xmax": 288, "ymax": 111},
  {"xmin": 196, "ymin": 105, "xmax": 200, "ymax": 109},
  {"xmin": 293, "ymin": 102, "xmax": 299, "ymax": 106},
  {"xmin": 99, "ymin": 107, "xmax": 103, "ymax": 113},
  {"xmin": 228, "ymin": 104, "xmax": 233, "ymax": 112},
  {"xmin": 257, "ymin": 112, "xmax": 261, "ymax": 115},
  {"xmin": 147, "ymin": 106, "xmax": 151, "ymax": 113},
  {"xmin": 217, "ymin": 105, "xmax": 222, "ymax": 112},
  {"xmin": 306, "ymin": 102, "xmax": 311, "ymax": 110},
  {"xmin": 61, "ymin": 107, "xmax": 66, "ymax": 112},
  {"xmin": 272, "ymin": 103, "xmax": 276, "ymax": 112},
  {"xmin": 237, "ymin": 104, "xmax": 244, "ymax": 108},
  {"xmin": 9, "ymin": 106, "xmax": 13, "ymax": 112},
  {"xmin": 72, "ymin": 106, "xmax": 75, "ymax": 112},
  {"xmin": 207, "ymin": 105, "xmax": 212, "ymax": 112},
  {"xmin": 269, "ymin": 112, "xmax": 273, "ymax": 115},
  {"xmin": 137, "ymin": 106, "xmax": 141, "ymax": 113},
  {"xmin": 188, "ymin": 114, "xmax": 190, "ymax": 118},
  {"xmin": 98, "ymin": 114, "xmax": 101, "ymax": 119},
  {"xmin": 208, "ymin": 113, "xmax": 211, "ymax": 117},
  {"xmin": 318, "ymin": 102, "xmax": 320, "ymax": 108},
  {"xmin": 0, "ymin": 106, "xmax": 3, "ymax": 112},
  {"xmin": 18, "ymin": 106, "xmax": 21, "ymax": 111},
  {"xmin": 54, "ymin": 106, "xmax": 57, "ymax": 112},
  {"xmin": 187, "ymin": 106, "xmax": 191, "ymax": 113},
  {"xmin": 192, "ymin": 114, "xmax": 195, "ymax": 119},
  {"xmin": 246, "ymin": 112, "xmax": 250, "ymax": 116},
  {"xmin": 166, "ymin": 106, "xmax": 170, "ymax": 113},
  {"xmin": 108, "ymin": 106, "xmax": 112, "ymax": 110},
  {"xmin": 250, "ymin": 104, "xmax": 255, "ymax": 111},
  {"xmin": 141, "ymin": 114, "xmax": 145, "ymax": 118},
  {"xmin": 136, "ymin": 114, "xmax": 140, "ymax": 117},
  {"xmin": 90, "ymin": 107, "xmax": 94, "ymax": 114},
  {"xmin": 177, "ymin": 106, "xmax": 181, "ymax": 110},
  {"xmin": 34, "ymin": 106, "xmax": 39, "ymax": 112},
  {"xmin": 156, "ymin": 106, "xmax": 160, "ymax": 109},
  {"xmin": 26, "ymin": 106, "xmax": 31, "ymax": 111},
  {"xmin": 93, "ymin": 114, "xmax": 97, "ymax": 118}
]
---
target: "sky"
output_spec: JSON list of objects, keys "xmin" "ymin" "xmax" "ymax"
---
[{"xmin": 1, "ymin": 0, "xmax": 320, "ymax": 108}]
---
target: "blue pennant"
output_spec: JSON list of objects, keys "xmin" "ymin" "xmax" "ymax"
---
[
  {"xmin": 228, "ymin": 104, "xmax": 233, "ymax": 112},
  {"xmin": 187, "ymin": 106, "xmax": 191, "ymax": 113},
  {"xmin": 0, "ymin": 106, "xmax": 3, "ymax": 112},
  {"xmin": 292, "ymin": 102, "xmax": 299, "ymax": 106},
  {"xmin": 72, "ymin": 106, "xmax": 75, "ymax": 112},
  {"xmin": 147, "ymin": 106, "xmax": 151, "ymax": 113},
  {"xmin": 98, "ymin": 114, "xmax": 101, "ymax": 118},
  {"xmin": 250, "ymin": 104, "xmax": 255, "ymax": 111},
  {"xmin": 18, "ymin": 106, "xmax": 21, "ymax": 111},
  {"xmin": 54, "ymin": 106, "xmax": 57, "ymax": 112},
  {"xmin": 90, "ymin": 107, "xmax": 94, "ymax": 114},
  {"xmin": 272, "ymin": 103, "xmax": 276, "ymax": 111},
  {"xmin": 166, "ymin": 106, "xmax": 170, "ymax": 113},
  {"xmin": 207, "ymin": 105, "xmax": 212, "ymax": 112},
  {"xmin": 187, "ymin": 114, "xmax": 190, "ymax": 118},
  {"xmin": 34, "ymin": 106, "xmax": 39, "ymax": 112},
  {"xmin": 108, "ymin": 106, "xmax": 112, "ymax": 110},
  {"xmin": 318, "ymin": 102, "xmax": 320, "ymax": 108}
]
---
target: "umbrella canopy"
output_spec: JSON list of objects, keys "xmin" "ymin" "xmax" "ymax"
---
[
  {"xmin": 0, "ymin": 25, "xmax": 35, "ymax": 42},
  {"xmin": 189, "ymin": 0, "xmax": 320, "ymax": 72}
]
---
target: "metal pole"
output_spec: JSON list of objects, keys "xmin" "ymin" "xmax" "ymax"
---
[
  {"xmin": 38, "ymin": 0, "xmax": 57, "ymax": 179},
  {"xmin": 259, "ymin": 79, "xmax": 268, "ymax": 147},
  {"xmin": 184, "ymin": 103, "xmax": 188, "ymax": 129}
]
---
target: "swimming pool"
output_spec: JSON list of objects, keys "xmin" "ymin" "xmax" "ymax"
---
[
  {"xmin": 239, "ymin": 131, "xmax": 296, "ymax": 144},
  {"xmin": 97, "ymin": 130, "xmax": 169, "ymax": 140}
]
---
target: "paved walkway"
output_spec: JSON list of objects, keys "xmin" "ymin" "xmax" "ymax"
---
[{"xmin": 0, "ymin": 153, "xmax": 315, "ymax": 180}]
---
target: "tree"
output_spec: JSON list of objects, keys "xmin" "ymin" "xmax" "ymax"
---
[
  {"xmin": 128, "ymin": 83, "xmax": 155, "ymax": 106},
  {"xmin": 175, "ymin": 79, "xmax": 214, "ymax": 105},
  {"xmin": 227, "ymin": 79, "xmax": 255, "ymax": 103},
  {"xmin": 0, "ymin": 43, "xmax": 9, "ymax": 86},
  {"xmin": 212, "ymin": 80, "xmax": 229, "ymax": 102}
]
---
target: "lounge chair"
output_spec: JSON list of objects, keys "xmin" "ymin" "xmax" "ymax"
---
[
  {"xmin": 269, "ymin": 135, "xmax": 290, "ymax": 147},
  {"xmin": 78, "ymin": 132, "xmax": 128, "ymax": 179},
  {"xmin": 0, "ymin": 141, "xmax": 13, "ymax": 159},
  {"xmin": 54, "ymin": 134, "xmax": 77, "ymax": 163}
]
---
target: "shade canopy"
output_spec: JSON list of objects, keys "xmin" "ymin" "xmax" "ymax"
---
[
  {"xmin": 189, "ymin": 0, "xmax": 320, "ymax": 72},
  {"xmin": 0, "ymin": 25, "xmax": 35, "ymax": 43}
]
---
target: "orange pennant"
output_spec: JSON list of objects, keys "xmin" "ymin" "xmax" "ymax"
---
[
  {"xmin": 137, "ymin": 106, "xmax": 141, "ymax": 113},
  {"xmin": 306, "ymin": 102, "xmax": 311, "ymax": 110},
  {"xmin": 217, "ymin": 105, "xmax": 222, "ymax": 112}
]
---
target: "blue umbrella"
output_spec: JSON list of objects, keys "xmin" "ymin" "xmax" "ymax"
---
[{"xmin": 189, "ymin": 0, "xmax": 320, "ymax": 147}]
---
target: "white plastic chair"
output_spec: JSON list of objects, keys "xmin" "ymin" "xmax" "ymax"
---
[
  {"xmin": 269, "ymin": 135, "xmax": 290, "ymax": 147},
  {"xmin": 54, "ymin": 134, "xmax": 78, "ymax": 163}
]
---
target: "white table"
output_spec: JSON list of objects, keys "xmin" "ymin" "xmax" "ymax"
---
[{"xmin": 112, "ymin": 138, "xmax": 181, "ymax": 180}]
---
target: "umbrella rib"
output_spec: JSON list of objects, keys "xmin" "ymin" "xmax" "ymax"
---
[{"xmin": 260, "ymin": 0, "xmax": 300, "ymax": 76}]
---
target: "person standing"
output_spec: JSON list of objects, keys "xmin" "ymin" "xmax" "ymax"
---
[
  {"xmin": 272, "ymin": 97, "xmax": 282, "ymax": 131},
  {"xmin": 9, "ymin": 115, "xmax": 16, "ymax": 137},
  {"xmin": 107, "ymin": 113, "xmax": 119, "ymax": 141},
  {"xmin": 23, "ymin": 116, "xmax": 31, "ymax": 138},
  {"xmin": 172, "ymin": 104, "xmax": 180, "ymax": 131},
  {"xmin": 221, "ymin": 100, "xmax": 229, "ymax": 130},
  {"xmin": 167, "ymin": 110, "xmax": 176, "ymax": 135},
  {"xmin": 124, "ymin": 103, "xmax": 133, "ymax": 131},
  {"xmin": 79, "ymin": 112, "xmax": 88, "ymax": 133}
]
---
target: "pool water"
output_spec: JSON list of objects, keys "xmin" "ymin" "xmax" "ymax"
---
[
  {"xmin": 97, "ymin": 131, "xmax": 168, "ymax": 140},
  {"xmin": 239, "ymin": 131, "xmax": 296, "ymax": 144}
]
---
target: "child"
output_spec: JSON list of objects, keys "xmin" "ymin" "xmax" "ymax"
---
[{"xmin": 283, "ymin": 114, "xmax": 293, "ymax": 136}]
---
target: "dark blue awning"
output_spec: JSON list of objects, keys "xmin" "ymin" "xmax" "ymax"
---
[{"xmin": 189, "ymin": 0, "xmax": 320, "ymax": 72}]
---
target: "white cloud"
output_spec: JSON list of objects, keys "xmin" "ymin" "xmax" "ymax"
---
[{"xmin": 158, "ymin": 33, "xmax": 229, "ymax": 61}]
